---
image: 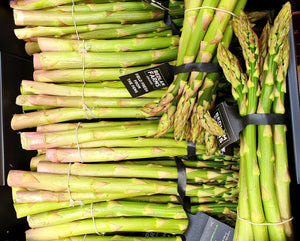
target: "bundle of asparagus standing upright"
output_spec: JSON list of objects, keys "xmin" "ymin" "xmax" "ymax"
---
[
  {"xmin": 6, "ymin": 0, "xmax": 243, "ymax": 240},
  {"xmin": 217, "ymin": 2, "xmax": 293, "ymax": 240}
]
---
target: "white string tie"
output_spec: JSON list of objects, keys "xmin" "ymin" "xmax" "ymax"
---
[
  {"xmin": 185, "ymin": 6, "xmax": 238, "ymax": 18},
  {"xmin": 90, "ymin": 203, "xmax": 105, "ymax": 236},
  {"xmin": 67, "ymin": 162, "xmax": 83, "ymax": 207},
  {"xmin": 237, "ymin": 208, "xmax": 293, "ymax": 226},
  {"xmin": 71, "ymin": 0, "xmax": 97, "ymax": 120},
  {"xmin": 82, "ymin": 234, "xmax": 87, "ymax": 241},
  {"xmin": 75, "ymin": 122, "xmax": 85, "ymax": 163}
]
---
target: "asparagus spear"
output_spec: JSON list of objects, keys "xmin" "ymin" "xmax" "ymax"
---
[
  {"xmin": 13, "ymin": 8, "xmax": 183, "ymax": 26},
  {"xmin": 25, "ymin": 217, "xmax": 188, "ymax": 241},
  {"xmin": 52, "ymin": 236, "xmax": 182, "ymax": 241},
  {"xmin": 37, "ymin": 36, "xmax": 180, "ymax": 52},
  {"xmin": 36, "ymin": 162, "xmax": 238, "ymax": 182},
  {"xmin": 61, "ymin": 18, "xmax": 183, "ymax": 40},
  {"xmin": 33, "ymin": 66, "xmax": 154, "ymax": 82},
  {"xmin": 33, "ymin": 47, "xmax": 178, "ymax": 69},
  {"xmin": 27, "ymin": 200, "xmax": 187, "ymax": 228},
  {"xmin": 20, "ymin": 123, "xmax": 163, "ymax": 150},
  {"xmin": 256, "ymin": 11, "xmax": 290, "ymax": 239},
  {"xmin": 11, "ymin": 107, "xmax": 155, "ymax": 130},
  {"xmin": 8, "ymin": 170, "xmax": 230, "ymax": 197},
  {"xmin": 44, "ymin": 146, "xmax": 213, "ymax": 163},
  {"xmin": 271, "ymin": 3, "xmax": 293, "ymax": 239},
  {"xmin": 36, "ymin": 120, "xmax": 159, "ymax": 132}
]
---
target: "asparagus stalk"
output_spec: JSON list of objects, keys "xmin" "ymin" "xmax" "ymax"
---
[
  {"xmin": 33, "ymin": 47, "xmax": 178, "ymax": 69},
  {"xmin": 44, "ymin": 146, "xmax": 214, "ymax": 163},
  {"xmin": 33, "ymin": 66, "xmax": 154, "ymax": 82},
  {"xmin": 20, "ymin": 123, "xmax": 165, "ymax": 150},
  {"xmin": 25, "ymin": 217, "xmax": 188, "ymax": 241},
  {"xmin": 271, "ymin": 3, "xmax": 293, "ymax": 239},
  {"xmin": 45, "ymin": 1, "xmax": 184, "ymax": 13},
  {"xmin": 27, "ymin": 200, "xmax": 187, "ymax": 228},
  {"xmin": 14, "ymin": 190, "xmax": 150, "ymax": 203},
  {"xmin": 13, "ymin": 8, "xmax": 183, "ymax": 26},
  {"xmin": 36, "ymin": 162, "xmax": 238, "ymax": 182},
  {"xmin": 36, "ymin": 120, "xmax": 159, "ymax": 132},
  {"xmin": 61, "ymin": 18, "xmax": 183, "ymax": 40},
  {"xmin": 20, "ymin": 80, "xmax": 165, "ymax": 98},
  {"xmin": 37, "ymin": 36, "xmax": 179, "ymax": 53},
  {"xmin": 17, "ymin": 95, "xmax": 157, "ymax": 109},
  {"xmin": 232, "ymin": 12, "xmax": 268, "ymax": 240},
  {"xmin": 11, "ymin": 107, "xmax": 156, "ymax": 130},
  {"xmin": 52, "ymin": 236, "xmax": 182, "ymax": 241},
  {"xmin": 8, "ymin": 170, "xmax": 230, "ymax": 197}
]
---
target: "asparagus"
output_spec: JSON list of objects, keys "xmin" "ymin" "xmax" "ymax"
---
[
  {"xmin": 20, "ymin": 80, "xmax": 166, "ymax": 98},
  {"xmin": 25, "ymin": 217, "xmax": 188, "ymax": 241},
  {"xmin": 33, "ymin": 66, "xmax": 154, "ymax": 82},
  {"xmin": 45, "ymin": 1, "xmax": 184, "ymax": 13},
  {"xmin": 271, "ymin": 3, "xmax": 293, "ymax": 239},
  {"xmin": 256, "ymin": 12, "xmax": 290, "ymax": 240},
  {"xmin": 61, "ymin": 18, "xmax": 183, "ymax": 40},
  {"xmin": 52, "ymin": 236, "xmax": 182, "ymax": 241},
  {"xmin": 27, "ymin": 200, "xmax": 187, "ymax": 228},
  {"xmin": 20, "ymin": 123, "xmax": 169, "ymax": 150},
  {"xmin": 14, "ymin": 190, "xmax": 150, "ymax": 203},
  {"xmin": 37, "ymin": 36, "xmax": 180, "ymax": 53},
  {"xmin": 33, "ymin": 47, "xmax": 178, "ymax": 69},
  {"xmin": 8, "ymin": 170, "xmax": 230, "ymax": 197},
  {"xmin": 17, "ymin": 95, "xmax": 157, "ymax": 109},
  {"xmin": 36, "ymin": 120, "xmax": 159, "ymax": 132},
  {"xmin": 143, "ymin": 0, "xmax": 218, "ymax": 117},
  {"xmin": 50, "ymin": 137, "xmax": 191, "ymax": 149},
  {"xmin": 13, "ymin": 8, "xmax": 183, "ymax": 26},
  {"xmin": 36, "ymin": 162, "xmax": 238, "ymax": 182},
  {"xmin": 11, "ymin": 107, "xmax": 155, "ymax": 130},
  {"xmin": 173, "ymin": 0, "xmax": 239, "ymax": 140},
  {"xmin": 44, "ymin": 146, "xmax": 213, "ymax": 163}
]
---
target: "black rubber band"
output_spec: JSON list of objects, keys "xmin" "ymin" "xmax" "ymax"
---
[
  {"xmin": 187, "ymin": 141, "xmax": 197, "ymax": 161},
  {"xmin": 163, "ymin": 10, "xmax": 181, "ymax": 36},
  {"xmin": 175, "ymin": 157, "xmax": 191, "ymax": 213},
  {"xmin": 174, "ymin": 62, "xmax": 221, "ymax": 74},
  {"xmin": 242, "ymin": 113, "xmax": 287, "ymax": 126}
]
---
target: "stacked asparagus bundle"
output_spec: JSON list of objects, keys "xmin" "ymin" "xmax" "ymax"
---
[
  {"xmin": 142, "ymin": 0, "xmax": 247, "ymax": 151},
  {"xmin": 217, "ymin": 2, "xmax": 293, "ymax": 240},
  {"xmin": 10, "ymin": 0, "xmax": 185, "ymax": 130}
]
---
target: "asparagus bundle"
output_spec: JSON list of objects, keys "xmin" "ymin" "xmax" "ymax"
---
[{"xmin": 217, "ymin": 3, "xmax": 293, "ymax": 240}]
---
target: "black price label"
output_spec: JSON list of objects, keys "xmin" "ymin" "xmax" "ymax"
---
[
  {"xmin": 119, "ymin": 63, "xmax": 174, "ymax": 98},
  {"xmin": 185, "ymin": 212, "xmax": 234, "ymax": 241}
]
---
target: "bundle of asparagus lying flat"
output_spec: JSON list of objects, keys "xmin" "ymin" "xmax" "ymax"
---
[
  {"xmin": 8, "ymin": 153, "xmax": 239, "ymax": 240},
  {"xmin": 10, "ymin": 0, "xmax": 184, "ymax": 130},
  {"xmin": 217, "ymin": 2, "xmax": 293, "ymax": 240}
]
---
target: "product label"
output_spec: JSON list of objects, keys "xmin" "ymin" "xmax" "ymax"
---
[
  {"xmin": 212, "ymin": 102, "xmax": 244, "ymax": 149},
  {"xmin": 185, "ymin": 212, "xmax": 234, "ymax": 241},
  {"xmin": 119, "ymin": 63, "xmax": 174, "ymax": 98}
]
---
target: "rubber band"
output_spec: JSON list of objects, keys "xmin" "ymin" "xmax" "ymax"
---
[
  {"xmin": 67, "ymin": 162, "xmax": 83, "ymax": 207},
  {"xmin": 71, "ymin": 0, "xmax": 97, "ymax": 119},
  {"xmin": 90, "ymin": 203, "xmax": 105, "ymax": 236},
  {"xmin": 237, "ymin": 209, "xmax": 293, "ymax": 226},
  {"xmin": 185, "ymin": 6, "xmax": 238, "ymax": 18}
]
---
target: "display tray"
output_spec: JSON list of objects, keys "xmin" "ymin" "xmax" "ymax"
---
[{"xmin": 1, "ymin": 0, "xmax": 300, "ymax": 240}]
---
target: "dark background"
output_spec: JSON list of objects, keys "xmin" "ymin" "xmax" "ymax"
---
[{"xmin": 0, "ymin": 0, "xmax": 300, "ymax": 240}]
